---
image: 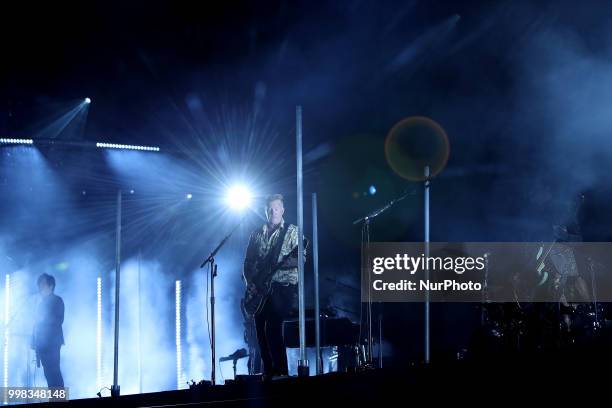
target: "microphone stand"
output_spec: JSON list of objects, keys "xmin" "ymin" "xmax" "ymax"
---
[
  {"xmin": 220, "ymin": 349, "xmax": 248, "ymax": 379},
  {"xmin": 352, "ymin": 189, "xmax": 415, "ymax": 226},
  {"xmin": 200, "ymin": 217, "xmax": 245, "ymax": 385},
  {"xmin": 353, "ymin": 189, "xmax": 415, "ymax": 368}
]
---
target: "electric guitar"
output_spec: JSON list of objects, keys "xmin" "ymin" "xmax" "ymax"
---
[{"xmin": 242, "ymin": 242, "xmax": 306, "ymax": 317}]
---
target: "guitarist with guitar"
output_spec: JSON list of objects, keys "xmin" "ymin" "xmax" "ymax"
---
[{"xmin": 242, "ymin": 194, "xmax": 307, "ymax": 377}]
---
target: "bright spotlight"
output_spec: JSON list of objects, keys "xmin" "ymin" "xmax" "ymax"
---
[
  {"xmin": 186, "ymin": 193, "xmax": 193, "ymax": 200},
  {"xmin": 369, "ymin": 185, "xmax": 377, "ymax": 195},
  {"xmin": 226, "ymin": 185, "xmax": 252, "ymax": 210},
  {"xmin": 85, "ymin": 97, "xmax": 91, "ymax": 104}
]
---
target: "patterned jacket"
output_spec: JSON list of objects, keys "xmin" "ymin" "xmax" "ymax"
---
[{"xmin": 243, "ymin": 220, "xmax": 304, "ymax": 285}]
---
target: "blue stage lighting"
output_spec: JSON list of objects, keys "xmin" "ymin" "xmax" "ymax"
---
[
  {"xmin": 0, "ymin": 138, "xmax": 33, "ymax": 145},
  {"xmin": 96, "ymin": 142, "xmax": 160, "ymax": 152},
  {"xmin": 96, "ymin": 277, "xmax": 103, "ymax": 389},
  {"xmin": 4, "ymin": 274, "xmax": 10, "ymax": 389},
  {"xmin": 186, "ymin": 193, "xmax": 193, "ymax": 200},
  {"xmin": 85, "ymin": 97, "xmax": 91, "ymax": 104},
  {"xmin": 226, "ymin": 185, "xmax": 252, "ymax": 210},
  {"xmin": 175, "ymin": 280, "xmax": 183, "ymax": 390},
  {"xmin": 369, "ymin": 185, "xmax": 377, "ymax": 195}
]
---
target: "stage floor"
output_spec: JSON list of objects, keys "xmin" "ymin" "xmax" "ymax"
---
[{"xmin": 32, "ymin": 352, "xmax": 612, "ymax": 407}]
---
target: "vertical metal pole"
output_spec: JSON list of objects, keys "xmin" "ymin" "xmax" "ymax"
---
[
  {"xmin": 296, "ymin": 106, "xmax": 309, "ymax": 376},
  {"xmin": 112, "ymin": 189, "xmax": 122, "ymax": 396},
  {"xmin": 365, "ymin": 220, "xmax": 373, "ymax": 365},
  {"xmin": 378, "ymin": 311, "xmax": 383, "ymax": 368},
  {"xmin": 312, "ymin": 193, "xmax": 321, "ymax": 375},
  {"xmin": 424, "ymin": 166, "xmax": 430, "ymax": 364}
]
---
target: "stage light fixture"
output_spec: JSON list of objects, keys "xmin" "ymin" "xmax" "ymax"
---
[
  {"xmin": 85, "ymin": 97, "xmax": 92, "ymax": 104},
  {"xmin": 96, "ymin": 142, "xmax": 160, "ymax": 152},
  {"xmin": 186, "ymin": 193, "xmax": 193, "ymax": 200},
  {"xmin": 226, "ymin": 185, "xmax": 252, "ymax": 210},
  {"xmin": 369, "ymin": 185, "xmax": 377, "ymax": 195},
  {"xmin": 0, "ymin": 138, "xmax": 33, "ymax": 145}
]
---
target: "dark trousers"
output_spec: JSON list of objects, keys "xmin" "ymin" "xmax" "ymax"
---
[
  {"xmin": 244, "ymin": 318, "xmax": 262, "ymax": 375},
  {"xmin": 254, "ymin": 283, "xmax": 296, "ymax": 376},
  {"xmin": 38, "ymin": 346, "xmax": 64, "ymax": 388}
]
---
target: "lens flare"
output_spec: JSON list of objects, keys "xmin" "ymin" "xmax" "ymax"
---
[{"xmin": 385, "ymin": 116, "xmax": 450, "ymax": 181}]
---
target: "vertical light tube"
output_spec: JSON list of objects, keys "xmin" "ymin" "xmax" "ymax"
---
[
  {"xmin": 175, "ymin": 280, "xmax": 182, "ymax": 390},
  {"xmin": 97, "ymin": 277, "xmax": 103, "ymax": 390},
  {"xmin": 210, "ymin": 265, "xmax": 216, "ymax": 385},
  {"xmin": 3, "ymin": 274, "xmax": 10, "ymax": 399},
  {"xmin": 137, "ymin": 252, "xmax": 142, "ymax": 393}
]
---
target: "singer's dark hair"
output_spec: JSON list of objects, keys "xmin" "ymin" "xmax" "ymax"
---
[{"xmin": 37, "ymin": 273, "xmax": 56, "ymax": 291}]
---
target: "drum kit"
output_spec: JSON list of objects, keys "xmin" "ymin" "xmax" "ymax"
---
[
  {"xmin": 476, "ymin": 301, "xmax": 606, "ymax": 356},
  {"xmin": 475, "ymin": 244, "xmax": 607, "ymax": 357}
]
